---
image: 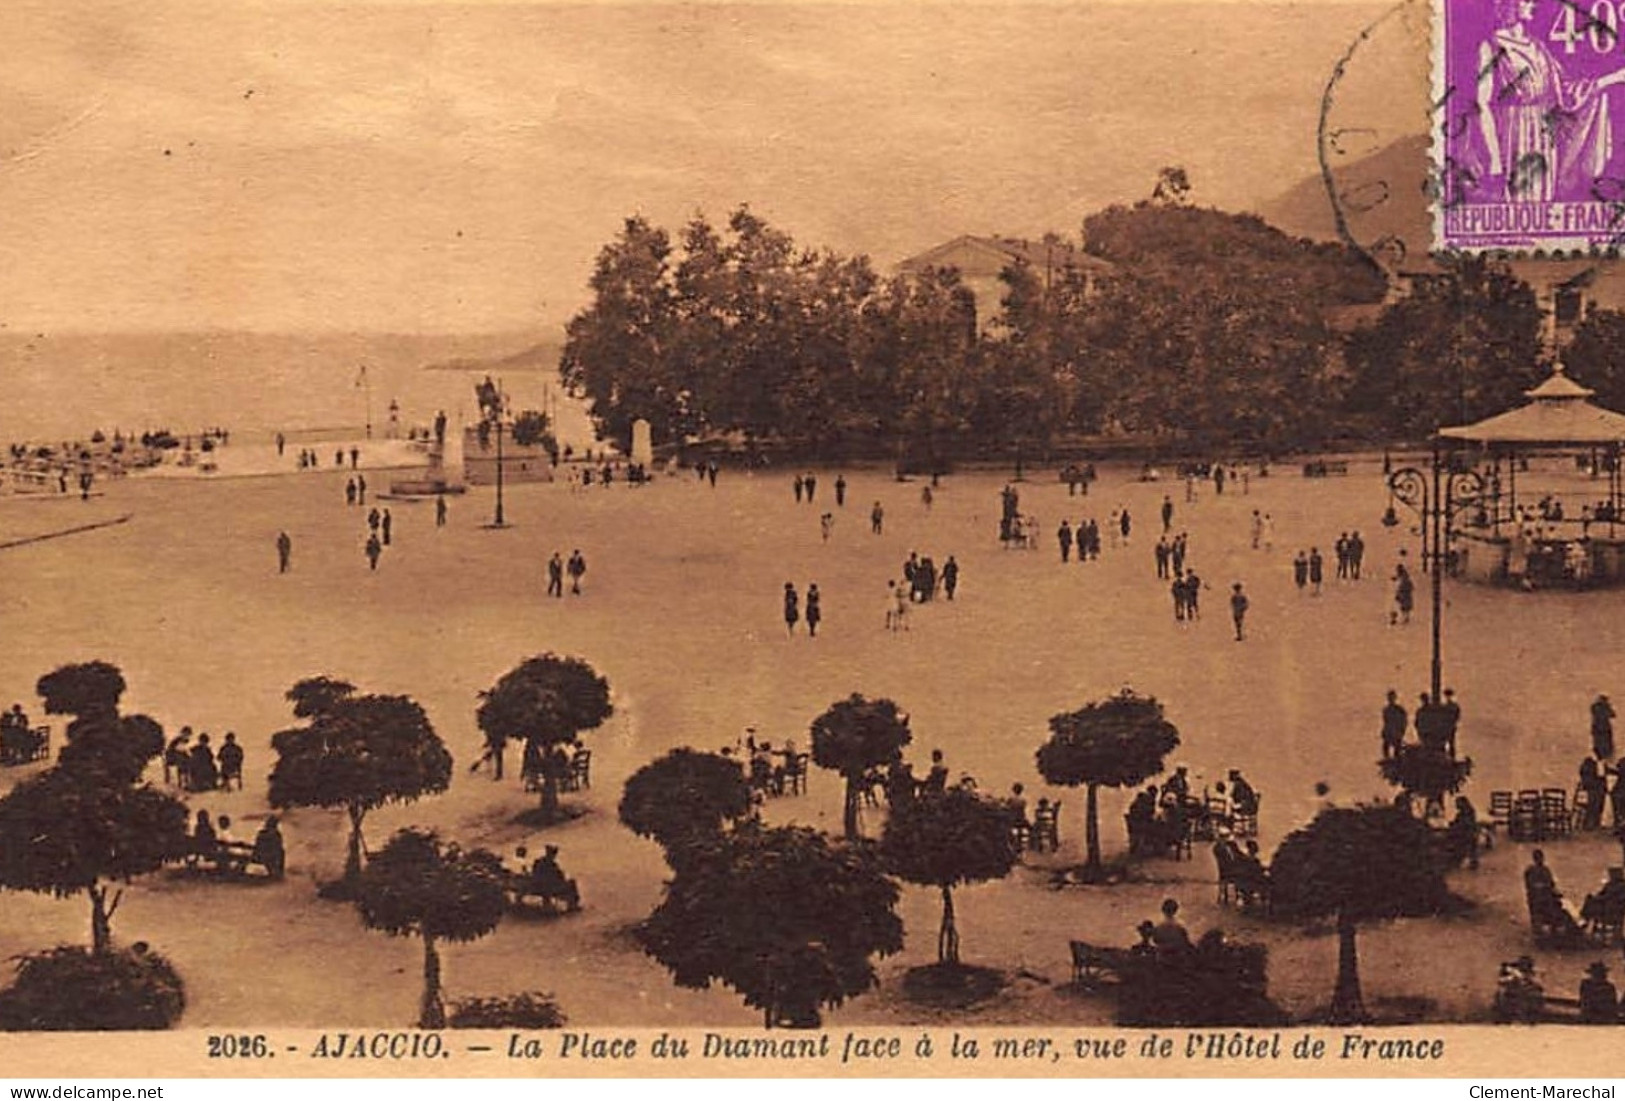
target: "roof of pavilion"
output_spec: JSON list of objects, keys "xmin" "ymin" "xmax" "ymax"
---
[{"xmin": 1438, "ymin": 365, "xmax": 1625, "ymax": 446}]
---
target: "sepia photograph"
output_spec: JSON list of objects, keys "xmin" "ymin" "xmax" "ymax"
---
[{"xmin": 4, "ymin": 0, "xmax": 1625, "ymax": 1078}]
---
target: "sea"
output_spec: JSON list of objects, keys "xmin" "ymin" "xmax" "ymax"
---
[{"xmin": 0, "ymin": 330, "xmax": 590, "ymax": 448}]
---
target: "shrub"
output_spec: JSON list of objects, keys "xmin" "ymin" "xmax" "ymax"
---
[
  {"xmin": 448, "ymin": 992, "xmax": 567, "ymax": 1029},
  {"xmin": 0, "ymin": 945, "xmax": 185, "ymax": 1031}
]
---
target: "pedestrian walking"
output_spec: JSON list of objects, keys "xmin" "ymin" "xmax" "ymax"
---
[
  {"xmin": 1229, "ymin": 582, "xmax": 1249, "ymax": 641},
  {"xmin": 436, "ymin": 494, "xmax": 447, "ymax": 527},
  {"xmin": 276, "ymin": 432, "xmax": 286, "ymax": 457},
  {"xmin": 794, "ymin": 475, "xmax": 804, "ymax": 504},
  {"xmin": 547, "ymin": 552, "xmax": 564, "ymax": 598},
  {"xmin": 1161, "ymin": 495, "xmax": 1174, "ymax": 533},
  {"xmin": 368, "ymin": 507, "xmax": 381, "ymax": 533},
  {"xmin": 357, "ymin": 474, "xmax": 367, "ymax": 504},
  {"xmin": 783, "ymin": 582, "xmax": 800, "ymax": 637},
  {"xmin": 1293, "ymin": 551, "xmax": 1308, "ymax": 593},
  {"xmin": 820, "ymin": 512, "xmax": 834, "ymax": 542},
  {"xmin": 1392, "ymin": 560, "xmax": 1415, "ymax": 625},
  {"xmin": 381, "ymin": 508, "xmax": 392, "ymax": 546},
  {"xmin": 921, "ymin": 484, "xmax": 933, "ymax": 511},
  {"xmin": 1058, "ymin": 520, "xmax": 1074, "ymax": 563},
  {"xmin": 1119, "ymin": 507, "xmax": 1131, "ymax": 544},
  {"xmin": 346, "ymin": 478, "xmax": 357, "ymax": 506},
  {"xmin": 366, "ymin": 533, "xmax": 382, "ymax": 570},
  {"xmin": 1594, "ymin": 694, "xmax": 1617, "ymax": 761},
  {"xmin": 942, "ymin": 556, "xmax": 959, "ymax": 600},
  {"xmin": 1250, "ymin": 510, "xmax": 1263, "ymax": 550},
  {"xmin": 350, "ymin": 446, "xmax": 360, "ymax": 470},
  {"xmin": 806, "ymin": 583, "xmax": 822, "ymax": 638},
  {"xmin": 1309, "ymin": 547, "xmax": 1324, "ymax": 595},
  {"xmin": 276, "ymin": 531, "xmax": 292, "ymax": 574},
  {"xmin": 1349, "ymin": 531, "xmax": 1365, "ymax": 578},
  {"xmin": 871, "ymin": 501, "xmax": 884, "ymax": 535},
  {"xmin": 805, "ymin": 473, "xmax": 817, "ymax": 502},
  {"xmin": 835, "ymin": 475, "xmax": 847, "ymax": 507},
  {"xmin": 567, "ymin": 550, "xmax": 587, "ymax": 594}
]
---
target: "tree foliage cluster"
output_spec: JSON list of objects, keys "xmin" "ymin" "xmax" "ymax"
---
[
  {"xmin": 637, "ymin": 822, "xmax": 903, "ymax": 1028},
  {"xmin": 561, "ymin": 198, "xmax": 1553, "ymax": 457},
  {"xmin": 0, "ymin": 945, "xmax": 186, "ymax": 1031},
  {"xmin": 0, "ymin": 662, "xmax": 189, "ymax": 956}
]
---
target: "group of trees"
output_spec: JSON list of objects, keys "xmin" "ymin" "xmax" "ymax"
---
[
  {"xmin": 0, "ymin": 653, "xmax": 615, "ymax": 1030},
  {"xmin": 624, "ymin": 687, "xmax": 1460, "ymax": 1028},
  {"xmin": 0, "ymin": 660, "xmax": 1461, "ymax": 1030},
  {"xmin": 562, "ymin": 186, "xmax": 1573, "ymax": 459}
]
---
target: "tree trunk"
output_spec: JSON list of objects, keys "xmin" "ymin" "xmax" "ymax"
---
[
  {"xmin": 938, "ymin": 884, "xmax": 960, "ymax": 966},
  {"xmin": 88, "ymin": 884, "xmax": 112, "ymax": 954},
  {"xmin": 541, "ymin": 771, "xmax": 560, "ymax": 822},
  {"xmin": 1330, "ymin": 909, "xmax": 1367, "ymax": 1025},
  {"xmin": 1085, "ymin": 783, "xmax": 1101, "ymax": 871},
  {"xmin": 493, "ymin": 743, "xmax": 504, "ymax": 781},
  {"xmin": 842, "ymin": 776, "xmax": 862, "ymax": 840},
  {"xmin": 345, "ymin": 804, "xmax": 367, "ymax": 886},
  {"xmin": 419, "ymin": 935, "xmax": 446, "ymax": 1029}
]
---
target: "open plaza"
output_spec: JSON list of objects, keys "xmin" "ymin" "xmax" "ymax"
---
[{"xmin": 3, "ymin": 443, "xmax": 1624, "ymax": 1027}]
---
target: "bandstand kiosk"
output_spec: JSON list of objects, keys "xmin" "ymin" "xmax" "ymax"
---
[{"xmin": 1436, "ymin": 365, "xmax": 1625, "ymax": 588}]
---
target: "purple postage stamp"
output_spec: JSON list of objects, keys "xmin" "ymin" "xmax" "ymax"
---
[{"xmin": 1437, "ymin": 0, "xmax": 1625, "ymax": 249}]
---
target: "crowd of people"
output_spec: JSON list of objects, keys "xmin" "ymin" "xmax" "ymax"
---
[{"xmin": 163, "ymin": 728, "xmax": 246, "ymax": 792}]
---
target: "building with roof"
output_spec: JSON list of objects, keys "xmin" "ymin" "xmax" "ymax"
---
[{"xmin": 895, "ymin": 235, "xmax": 1113, "ymax": 333}]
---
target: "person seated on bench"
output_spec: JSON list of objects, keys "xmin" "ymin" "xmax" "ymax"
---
[
  {"xmin": 1130, "ymin": 920, "xmax": 1157, "ymax": 958},
  {"xmin": 1445, "ymin": 796, "xmax": 1481, "ymax": 870},
  {"xmin": 1151, "ymin": 898, "xmax": 1193, "ymax": 954},
  {"xmin": 1581, "ymin": 867, "xmax": 1625, "ymax": 935},
  {"xmin": 1126, "ymin": 785, "xmax": 1158, "ymax": 855},
  {"xmin": 1494, "ymin": 956, "xmax": 1545, "ymax": 1023},
  {"xmin": 1227, "ymin": 770, "xmax": 1259, "ymax": 819},
  {"xmin": 1233, "ymin": 839, "xmax": 1270, "ymax": 907},
  {"xmin": 0, "ymin": 704, "xmax": 42, "ymax": 762},
  {"xmin": 253, "ymin": 816, "xmax": 286, "ymax": 880},
  {"xmin": 1525, "ymin": 849, "xmax": 1584, "ymax": 943},
  {"xmin": 189, "ymin": 809, "xmax": 219, "ymax": 865},
  {"xmin": 1581, "ymin": 961, "xmax": 1619, "ymax": 1023},
  {"xmin": 516, "ymin": 844, "xmax": 581, "ymax": 911}
]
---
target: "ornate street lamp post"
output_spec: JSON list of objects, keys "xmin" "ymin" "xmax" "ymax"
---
[{"xmin": 1387, "ymin": 442, "xmax": 1485, "ymax": 700}]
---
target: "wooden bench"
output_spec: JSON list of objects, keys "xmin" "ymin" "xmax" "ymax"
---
[
  {"xmin": 503, "ymin": 871, "xmax": 581, "ymax": 914},
  {"xmin": 1069, "ymin": 939, "xmax": 1134, "ymax": 990},
  {"xmin": 175, "ymin": 842, "xmax": 273, "ymax": 879},
  {"xmin": 1301, "ymin": 461, "xmax": 1349, "ymax": 477}
]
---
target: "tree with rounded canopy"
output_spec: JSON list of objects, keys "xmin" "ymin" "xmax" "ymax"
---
[
  {"xmin": 618, "ymin": 748, "xmax": 752, "ymax": 858},
  {"xmin": 639, "ymin": 823, "xmax": 902, "ymax": 1028},
  {"xmin": 880, "ymin": 786, "xmax": 1022, "ymax": 965},
  {"xmin": 269, "ymin": 678, "xmax": 453, "ymax": 890},
  {"xmin": 476, "ymin": 654, "xmax": 613, "ymax": 822},
  {"xmin": 1378, "ymin": 746, "xmax": 1473, "ymax": 816},
  {"xmin": 1268, "ymin": 805, "xmax": 1450, "ymax": 1024},
  {"xmin": 809, "ymin": 694, "xmax": 912, "ymax": 840},
  {"xmin": 36, "ymin": 661, "xmax": 126, "ymax": 724},
  {"xmin": 36, "ymin": 661, "xmax": 164, "ymax": 785},
  {"xmin": 0, "ymin": 766, "xmax": 188, "ymax": 953},
  {"xmin": 356, "ymin": 829, "xmax": 507, "ymax": 1029},
  {"xmin": 1037, "ymin": 689, "xmax": 1181, "ymax": 875}
]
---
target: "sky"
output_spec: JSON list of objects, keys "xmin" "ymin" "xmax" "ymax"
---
[{"xmin": 0, "ymin": 0, "xmax": 1425, "ymax": 333}]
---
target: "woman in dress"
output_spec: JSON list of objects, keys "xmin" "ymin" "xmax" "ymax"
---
[{"xmin": 782, "ymin": 582, "xmax": 799, "ymax": 637}]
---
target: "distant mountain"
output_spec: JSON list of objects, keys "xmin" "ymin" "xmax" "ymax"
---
[
  {"xmin": 1256, "ymin": 133, "xmax": 1431, "ymax": 259},
  {"xmin": 424, "ymin": 338, "xmax": 563, "ymax": 373}
]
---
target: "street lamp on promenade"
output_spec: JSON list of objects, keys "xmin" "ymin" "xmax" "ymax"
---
[{"xmin": 1387, "ymin": 442, "xmax": 1486, "ymax": 700}]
